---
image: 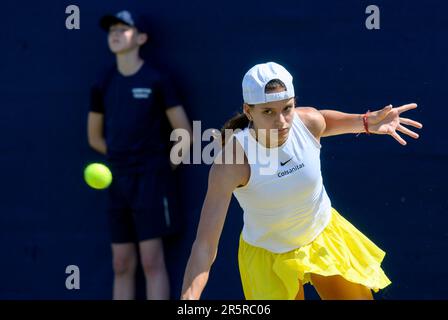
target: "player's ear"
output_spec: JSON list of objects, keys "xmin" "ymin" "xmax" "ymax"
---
[
  {"xmin": 243, "ymin": 103, "xmax": 253, "ymax": 120},
  {"xmin": 137, "ymin": 32, "xmax": 148, "ymax": 45}
]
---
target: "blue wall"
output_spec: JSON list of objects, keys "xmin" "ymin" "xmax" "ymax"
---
[{"xmin": 1, "ymin": 0, "xmax": 446, "ymax": 299}]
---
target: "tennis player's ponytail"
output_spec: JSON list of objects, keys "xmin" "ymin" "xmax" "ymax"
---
[
  {"xmin": 221, "ymin": 113, "xmax": 250, "ymax": 132},
  {"xmin": 218, "ymin": 112, "xmax": 249, "ymax": 146}
]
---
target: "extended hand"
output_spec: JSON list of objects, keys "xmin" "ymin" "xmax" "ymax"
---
[{"xmin": 367, "ymin": 103, "xmax": 423, "ymax": 145}]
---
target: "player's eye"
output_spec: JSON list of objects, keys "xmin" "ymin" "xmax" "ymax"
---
[{"xmin": 263, "ymin": 109, "xmax": 273, "ymax": 115}]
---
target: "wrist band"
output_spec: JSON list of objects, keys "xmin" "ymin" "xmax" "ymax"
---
[{"xmin": 363, "ymin": 110, "xmax": 371, "ymax": 135}]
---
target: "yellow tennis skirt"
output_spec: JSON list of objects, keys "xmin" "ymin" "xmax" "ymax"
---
[{"xmin": 238, "ymin": 207, "xmax": 392, "ymax": 300}]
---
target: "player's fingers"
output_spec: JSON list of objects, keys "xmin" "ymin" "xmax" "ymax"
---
[
  {"xmin": 400, "ymin": 117, "xmax": 423, "ymax": 129},
  {"xmin": 396, "ymin": 103, "xmax": 417, "ymax": 114},
  {"xmin": 391, "ymin": 131, "xmax": 407, "ymax": 146},
  {"xmin": 397, "ymin": 124, "xmax": 419, "ymax": 139}
]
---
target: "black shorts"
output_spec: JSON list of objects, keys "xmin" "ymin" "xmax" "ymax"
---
[{"xmin": 107, "ymin": 162, "xmax": 180, "ymax": 243}]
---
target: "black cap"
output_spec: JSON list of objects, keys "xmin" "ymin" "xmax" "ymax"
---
[{"xmin": 99, "ymin": 10, "xmax": 148, "ymax": 33}]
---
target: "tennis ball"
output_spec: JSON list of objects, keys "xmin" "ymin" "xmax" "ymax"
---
[{"xmin": 84, "ymin": 163, "xmax": 112, "ymax": 189}]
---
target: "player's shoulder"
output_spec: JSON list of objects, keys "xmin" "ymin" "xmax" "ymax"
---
[
  {"xmin": 295, "ymin": 106, "xmax": 325, "ymax": 139},
  {"xmin": 296, "ymin": 106, "xmax": 322, "ymax": 118},
  {"xmin": 211, "ymin": 135, "xmax": 249, "ymax": 189}
]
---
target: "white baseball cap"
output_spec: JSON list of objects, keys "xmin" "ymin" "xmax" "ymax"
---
[{"xmin": 242, "ymin": 62, "xmax": 295, "ymax": 104}]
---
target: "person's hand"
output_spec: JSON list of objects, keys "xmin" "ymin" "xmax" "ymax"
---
[{"xmin": 367, "ymin": 103, "xmax": 423, "ymax": 145}]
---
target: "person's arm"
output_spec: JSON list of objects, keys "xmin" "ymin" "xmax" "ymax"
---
[
  {"xmin": 319, "ymin": 110, "xmax": 366, "ymax": 136},
  {"xmin": 311, "ymin": 103, "xmax": 422, "ymax": 145},
  {"xmin": 166, "ymin": 106, "xmax": 193, "ymax": 167},
  {"xmin": 87, "ymin": 111, "xmax": 107, "ymax": 155},
  {"xmin": 181, "ymin": 142, "xmax": 248, "ymax": 300}
]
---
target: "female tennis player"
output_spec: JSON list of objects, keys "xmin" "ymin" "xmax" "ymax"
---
[{"xmin": 181, "ymin": 62, "xmax": 422, "ymax": 300}]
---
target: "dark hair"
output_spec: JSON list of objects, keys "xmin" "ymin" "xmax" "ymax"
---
[{"xmin": 219, "ymin": 79, "xmax": 287, "ymax": 144}]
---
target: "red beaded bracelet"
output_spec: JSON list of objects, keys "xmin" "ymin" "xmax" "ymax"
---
[
  {"xmin": 363, "ymin": 110, "xmax": 371, "ymax": 135},
  {"xmin": 356, "ymin": 110, "xmax": 371, "ymax": 137}
]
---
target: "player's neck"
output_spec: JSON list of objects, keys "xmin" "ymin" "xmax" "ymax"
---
[{"xmin": 116, "ymin": 49, "xmax": 144, "ymax": 77}]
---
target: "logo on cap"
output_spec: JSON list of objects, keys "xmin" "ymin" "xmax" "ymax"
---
[{"xmin": 116, "ymin": 10, "xmax": 134, "ymax": 26}]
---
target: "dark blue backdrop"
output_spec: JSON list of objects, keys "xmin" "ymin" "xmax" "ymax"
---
[{"xmin": 0, "ymin": 0, "xmax": 446, "ymax": 299}]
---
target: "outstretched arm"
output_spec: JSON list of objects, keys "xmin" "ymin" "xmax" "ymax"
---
[
  {"xmin": 181, "ymin": 147, "xmax": 247, "ymax": 300},
  {"xmin": 319, "ymin": 103, "xmax": 423, "ymax": 145}
]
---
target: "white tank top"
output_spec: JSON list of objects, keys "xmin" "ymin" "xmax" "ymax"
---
[{"xmin": 232, "ymin": 110, "xmax": 332, "ymax": 253}]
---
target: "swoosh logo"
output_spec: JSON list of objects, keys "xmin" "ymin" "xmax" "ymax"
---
[{"xmin": 280, "ymin": 158, "xmax": 293, "ymax": 166}]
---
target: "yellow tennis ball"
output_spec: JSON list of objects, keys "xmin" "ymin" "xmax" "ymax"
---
[{"xmin": 84, "ymin": 163, "xmax": 112, "ymax": 189}]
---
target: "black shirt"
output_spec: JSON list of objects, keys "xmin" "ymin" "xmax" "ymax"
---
[{"xmin": 90, "ymin": 63, "xmax": 181, "ymax": 171}]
